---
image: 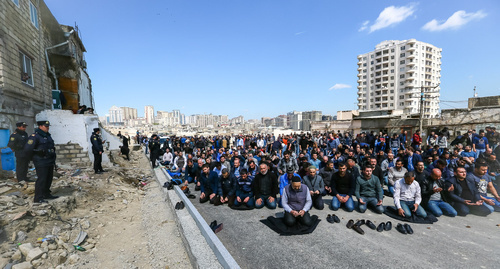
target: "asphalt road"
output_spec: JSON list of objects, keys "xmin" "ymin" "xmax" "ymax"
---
[{"xmin": 190, "ymin": 185, "xmax": 500, "ymax": 269}]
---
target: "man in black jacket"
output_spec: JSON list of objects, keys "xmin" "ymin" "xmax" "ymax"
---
[
  {"xmin": 7, "ymin": 122, "xmax": 31, "ymax": 182},
  {"xmin": 91, "ymin": 128, "xmax": 105, "ymax": 174},
  {"xmin": 149, "ymin": 134, "xmax": 162, "ymax": 168},
  {"xmin": 329, "ymin": 162, "xmax": 355, "ymax": 212},
  {"xmin": 218, "ymin": 168, "xmax": 237, "ymax": 207},
  {"xmin": 445, "ymin": 166, "xmax": 491, "ymax": 216},
  {"xmin": 253, "ymin": 163, "xmax": 278, "ymax": 209},
  {"xmin": 419, "ymin": 169, "xmax": 457, "ymax": 217}
]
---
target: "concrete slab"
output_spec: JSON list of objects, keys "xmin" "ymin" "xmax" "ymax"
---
[{"xmin": 190, "ymin": 187, "xmax": 500, "ymax": 269}]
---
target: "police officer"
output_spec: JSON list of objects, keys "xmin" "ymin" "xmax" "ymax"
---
[
  {"xmin": 7, "ymin": 122, "xmax": 32, "ymax": 182},
  {"xmin": 24, "ymin": 121, "xmax": 58, "ymax": 203},
  {"xmin": 149, "ymin": 134, "xmax": 161, "ymax": 168},
  {"xmin": 91, "ymin": 128, "xmax": 105, "ymax": 174}
]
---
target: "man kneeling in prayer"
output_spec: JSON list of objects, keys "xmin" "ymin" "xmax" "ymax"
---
[{"xmin": 282, "ymin": 176, "xmax": 313, "ymax": 227}]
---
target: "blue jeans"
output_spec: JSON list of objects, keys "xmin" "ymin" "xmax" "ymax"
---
[
  {"xmin": 476, "ymin": 149, "xmax": 485, "ymax": 159},
  {"xmin": 483, "ymin": 196, "xmax": 500, "ymax": 213},
  {"xmin": 388, "ymin": 185, "xmax": 395, "ymax": 195},
  {"xmin": 255, "ymin": 195, "xmax": 277, "ymax": 209},
  {"xmin": 425, "ymin": 200, "xmax": 457, "ymax": 217},
  {"xmin": 358, "ymin": 197, "xmax": 384, "ymax": 214},
  {"xmin": 234, "ymin": 192, "xmax": 255, "ymax": 208},
  {"xmin": 400, "ymin": 200, "xmax": 427, "ymax": 218},
  {"xmin": 331, "ymin": 195, "xmax": 354, "ymax": 212}
]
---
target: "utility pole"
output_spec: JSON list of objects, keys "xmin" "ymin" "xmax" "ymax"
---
[{"xmin": 419, "ymin": 83, "xmax": 440, "ymax": 138}]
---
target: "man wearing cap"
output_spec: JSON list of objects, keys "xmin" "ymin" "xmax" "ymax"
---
[
  {"xmin": 24, "ymin": 121, "xmax": 57, "ymax": 203},
  {"xmin": 282, "ymin": 176, "xmax": 313, "ymax": 227},
  {"xmin": 91, "ymin": 128, "xmax": 105, "ymax": 174},
  {"xmin": 8, "ymin": 122, "xmax": 31, "ymax": 182},
  {"xmin": 279, "ymin": 167, "xmax": 302, "ymax": 208}
]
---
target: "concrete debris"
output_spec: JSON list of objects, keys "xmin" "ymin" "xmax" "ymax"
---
[
  {"xmin": 26, "ymin": 247, "xmax": 44, "ymax": 261},
  {"xmin": 11, "ymin": 261, "xmax": 32, "ymax": 269}
]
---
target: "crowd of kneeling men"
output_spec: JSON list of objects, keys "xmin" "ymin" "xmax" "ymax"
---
[{"xmin": 162, "ymin": 146, "xmax": 499, "ymax": 228}]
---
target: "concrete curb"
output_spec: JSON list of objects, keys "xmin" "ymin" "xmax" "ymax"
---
[{"xmin": 159, "ymin": 168, "xmax": 240, "ymax": 269}]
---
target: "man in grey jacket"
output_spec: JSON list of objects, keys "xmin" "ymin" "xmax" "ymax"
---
[{"xmin": 303, "ymin": 166, "xmax": 325, "ymax": 210}]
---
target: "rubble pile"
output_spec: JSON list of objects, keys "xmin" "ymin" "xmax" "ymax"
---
[{"xmin": 0, "ymin": 149, "xmax": 155, "ymax": 269}]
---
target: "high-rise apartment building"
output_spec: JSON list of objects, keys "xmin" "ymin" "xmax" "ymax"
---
[
  {"xmin": 357, "ymin": 39, "xmax": 442, "ymax": 118},
  {"xmin": 109, "ymin": 106, "xmax": 123, "ymax": 123},
  {"xmin": 145, "ymin": 105, "xmax": 154, "ymax": 124},
  {"xmin": 121, "ymin": 107, "xmax": 137, "ymax": 120}
]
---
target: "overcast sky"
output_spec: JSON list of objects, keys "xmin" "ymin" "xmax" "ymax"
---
[{"xmin": 45, "ymin": 0, "xmax": 500, "ymax": 119}]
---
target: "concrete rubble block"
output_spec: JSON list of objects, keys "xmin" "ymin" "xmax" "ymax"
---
[
  {"xmin": 12, "ymin": 261, "xmax": 33, "ymax": 269},
  {"xmin": 26, "ymin": 247, "xmax": 44, "ymax": 262},
  {"xmin": 0, "ymin": 257, "xmax": 10, "ymax": 269},
  {"xmin": 19, "ymin": 243, "xmax": 33, "ymax": 256},
  {"xmin": 67, "ymin": 254, "xmax": 79, "ymax": 265},
  {"xmin": 11, "ymin": 249, "xmax": 22, "ymax": 261},
  {"xmin": 57, "ymin": 252, "xmax": 67, "ymax": 264},
  {"xmin": 31, "ymin": 259, "xmax": 42, "ymax": 267},
  {"xmin": 48, "ymin": 243, "xmax": 58, "ymax": 250}
]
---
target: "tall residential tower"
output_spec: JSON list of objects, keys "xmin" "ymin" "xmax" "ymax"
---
[{"xmin": 357, "ymin": 39, "xmax": 442, "ymax": 118}]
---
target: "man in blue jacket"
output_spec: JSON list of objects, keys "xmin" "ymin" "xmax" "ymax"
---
[
  {"xmin": 445, "ymin": 166, "xmax": 491, "ymax": 216},
  {"xmin": 199, "ymin": 164, "xmax": 222, "ymax": 205}
]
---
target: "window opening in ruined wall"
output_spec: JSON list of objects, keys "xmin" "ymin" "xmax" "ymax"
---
[{"xmin": 19, "ymin": 51, "xmax": 34, "ymax": 86}]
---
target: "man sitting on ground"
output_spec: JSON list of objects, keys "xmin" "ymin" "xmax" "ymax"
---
[
  {"xmin": 282, "ymin": 176, "xmax": 313, "ymax": 227},
  {"xmin": 394, "ymin": 171, "xmax": 427, "ymax": 219},
  {"xmin": 446, "ymin": 167, "xmax": 491, "ymax": 216},
  {"xmin": 253, "ymin": 163, "xmax": 278, "ymax": 209},
  {"xmin": 303, "ymin": 166, "xmax": 326, "ymax": 210},
  {"xmin": 420, "ymin": 169, "xmax": 457, "ymax": 217},
  {"xmin": 388, "ymin": 159, "xmax": 408, "ymax": 195},
  {"xmin": 233, "ymin": 169, "xmax": 255, "ymax": 208},
  {"xmin": 199, "ymin": 164, "xmax": 222, "ymax": 205},
  {"xmin": 279, "ymin": 167, "xmax": 301, "ymax": 207},
  {"xmin": 218, "ymin": 168, "xmax": 237, "ymax": 207},
  {"xmin": 329, "ymin": 162, "xmax": 355, "ymax": 212},
  {"xmin": 355, "ymin": 165, "xmax": 384, "ymax": 213}
]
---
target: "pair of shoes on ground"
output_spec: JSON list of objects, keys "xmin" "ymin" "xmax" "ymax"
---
[
  {"xmin": 346, "ymin": 219, "xmax": 380, "ymax": 235},
  {"xmin": 326, "ymin": 214, "xmax": 340, "ymax": 224},
  {"xmin": 209, "ymin": 220, "xmax": 223, "ymax": 234},
  {"xmin": 175, "ymin": 201, "xmax": 185, "ymax": 210},
  {"xmin": 396, "ymin": 223, "xmax": 414, "ymax": 234},
  {"xmin": 376, "ymin": 221, "xmax": 392, "ymax": 232},
  {"xmin": 186, "ymin": 194, "xmax": 196, "ymax": 199}
]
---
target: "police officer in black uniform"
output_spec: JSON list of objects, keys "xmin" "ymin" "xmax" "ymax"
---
[
  {"xmin": 7, "ymin": 122, "xmax": 32, "ymax": 182},
  {"xmin": 149, "ymin": 134, "xmax": 161, "ymax": 168},
  {"xmin": 91, "ymin": 128, "xmax": 105, "ymax": 174},
  {"xmin": 23, "ymin": 121, "xmax": 58, "ymax": 203}
]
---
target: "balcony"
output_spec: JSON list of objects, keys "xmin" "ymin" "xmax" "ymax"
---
[
  {"xmin": 357, "ymin": 66, "xmax": 362, "ymax": 71},
  {"xmin": 407, "ymin": 53, "xmax": 415, "ymax": 59},
  {"xmin": 357, "ymin": 73, "xmax": 362, "ymax": 77}
]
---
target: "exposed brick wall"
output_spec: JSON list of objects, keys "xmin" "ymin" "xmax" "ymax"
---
[{"xmin": 55, "ymin": 143, "xmax": 91, "ymax": 165}]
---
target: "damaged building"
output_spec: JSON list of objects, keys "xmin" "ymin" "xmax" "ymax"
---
[{"xmin": 0, "ymin": 0, "xmax": 93, "ymax": 169}]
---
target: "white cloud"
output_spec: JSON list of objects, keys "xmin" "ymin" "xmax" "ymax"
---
[
  {"xmin": 363, "ymin": 3, "xmax": 416, "ymax": 33},
  {"xmin": 329, "ymin": 84, "xmax": 351, "ymax": 90},
  {"xmin": 358, "ymin": 20, "xmax": 370, "ymax": 32},
  {"xmin": 294, "ymin": 31, "xmax": 305, "ymax": 36},
  {"xmin": 422, "ymin": 10, "xmax": 486, "ymax": 31}
]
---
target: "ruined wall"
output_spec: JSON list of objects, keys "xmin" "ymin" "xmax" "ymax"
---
[
  {"xmin": 54, "ymin": 142, "xmax": 91, "ymax": 165},
  {"xmin": 0, "ymin": 0, "xmax": 53, "ymax": 131}
]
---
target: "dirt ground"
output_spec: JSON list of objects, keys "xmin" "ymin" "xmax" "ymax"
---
[{"xmin": 0, "ymin": 149, "xmax": 191, "ymax": 269}]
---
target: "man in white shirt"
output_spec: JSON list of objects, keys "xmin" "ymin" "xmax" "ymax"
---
[
  {"xmin": 162, "ymin": 148, "xmax": 173, "ymax": 165},
  {"xmin": 393, "ymin": 171, "xmax": 427, "ymax": 218}
]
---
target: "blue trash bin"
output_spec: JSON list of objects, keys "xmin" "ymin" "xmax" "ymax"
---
[{"xmin": 1, "ymin": 148, "xmax": 16, "ymax": 171}]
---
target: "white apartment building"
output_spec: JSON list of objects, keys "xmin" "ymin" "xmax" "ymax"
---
[
  {"xmin": 357, "ymin": 39, "xmax": 442, "ymax": 118},
  {"xmin": 109, "ymin": 105, "xmax": 123, "ymax": 123},
  {"xmin": 145, "ymin": 105, "xmax": 154, "ymax": 124}
]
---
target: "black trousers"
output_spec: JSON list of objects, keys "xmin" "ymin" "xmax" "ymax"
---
[
  {"xmin": 34, "ymin": 165, "xmax": 54, "ymax": 202},
  {"xmin": 311, "ymin": 193, "xmax": 325, "ymax": 210},
  {"xmin": 199, "ymin": 190, "xmax": 222, "ymax": 205},
  {"xmin": 94, "ymin": 153, "xmax": 103, "ymax": 172},
  {"xmin": 284, "ymin": 211, "xmax": 312, "ymax": 227},
  {"xmin": 16, "ymin": 156, "xmax": 29, "ymax": 181},
  {"xmin": 150, "ymin": 154, "xmax": 157, "ymax": 168}
]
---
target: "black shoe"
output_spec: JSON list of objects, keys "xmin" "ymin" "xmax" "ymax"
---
[
  {"xmin": 404, "ymin": 224, "xmax": 413, "ymax": 234},
  {"xmin": 45, "ymin": 195, "xmax": 59, "ymax": 200},
  {"xmin": 355, "ymin": 219, "xmax": 365, "ymax": 227},
  {"xmin": 34, "ymin": 199, "xmax": 48, "ymax": 204},
  {"xmin": 175, "ymin": 202, "xmax": 180, "ymax": 210},
  {"xmin": 365, "ymin": 220, "xmax": 376, "ymax": 230},
  {"xmin": 332, "ymin": 214, "xmax": 340, "ymax": 223},
  {"xmin": 187, "ymin": 194, "xmax": 196, "ymax": 199},
  {"xmin": 384, "ymin": 221, "xmax": 392, "ymax": 231},
  {"xmin": 210, "ymin": 220, "xmax": 217, "ymax": 231},
  {"xmin": 326, "ymin": 214, "xmax": 335, "ymax": 224},
  {"xmin": 376, "ymin": 222, "xmax": 385, "ymax": 232},
  {"xmin": 214, "ymin": 223, "xmax": 223, "ymax": 234},
  {"xmin": 346, "ymin": 219, "xmax": 355, "ymax": 229},
  {"xmin": 100, "ymin": 170, "xmax": 107, "ymax": 173},
  {"xmin": 352, "ymin": 224, "xmax": 365, "ymax": 235},
  {"xmin": 195, "ymin": 185, "xmax": 201, "ymax": 191},
  {"xmin": 396, "ymin": 223, "xmax": 407, "ymax": 234},
  {"xmin": 179, "ymin": 201, "xmax": 185, "ymax": 209},
  {"xmin": 95, "ymin": 171, "xmax": 102, "ymax": 174}
]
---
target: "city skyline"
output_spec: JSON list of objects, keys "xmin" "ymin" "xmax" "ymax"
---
[{"xmin": 45, "ymin": 0, "xmax": 500, "ymax": 119}]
